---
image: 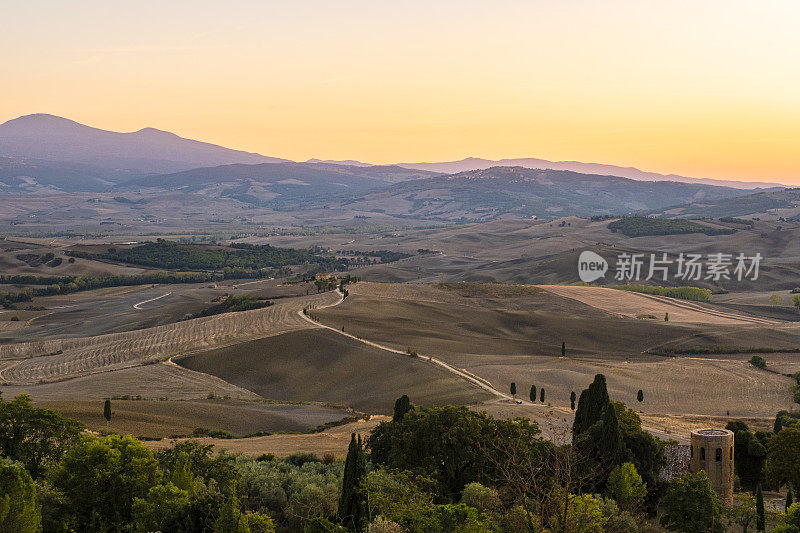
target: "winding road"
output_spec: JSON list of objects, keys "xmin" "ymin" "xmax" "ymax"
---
[
  {"xmin": 133, "ymin": 292, "xmax": 172, "ymax": 310},
  {"xmin": 298, "ymin": 289, "xmax": 687, "ymax": 443}
]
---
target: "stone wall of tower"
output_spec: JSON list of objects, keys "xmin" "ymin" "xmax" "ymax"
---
[{"xmin": 689, "ymin": 428, "xmax": 734, "ymax": 506}]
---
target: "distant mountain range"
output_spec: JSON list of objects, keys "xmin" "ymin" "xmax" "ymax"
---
[
  {"xmin": 0, "ymin": 114, "xmax": 287, "ymax": 183},
  {"xmin": 323, "ymin": 166, "xmax": 762, "ymax": 222},
  {"xmin": 648, "ymin": 187, "xmax": 800, "ymax": 220},
  {"xmin": 116, "ymin": 162, "xmax": 437, "ymax": 211},
  {"xmin": 0, "ymin": 114, "xmax": 787, "ymax": 192},
  {"xmin": 395, "ymin": 157, "xmax": 785, "ymax": 190},
  {"xmin": 0, "ymin": 113, "xmax": 792, "ymax": 221}
]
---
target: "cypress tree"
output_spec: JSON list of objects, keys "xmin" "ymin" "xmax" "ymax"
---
[
  {"xmin": 510, "ymin": 382, "xmax": 517, "ymax": 398},
  {"xmin": 104, "ymin": 399, "xmax": 111, "ymax": 422},
  {"xmin": 561, "ymin": 342, "xmax": 566, "ymax": 357},
  {"xmin": 392, "ymin": 395, "xmax": 411, "ymax": 422},
  {"xmin": 787, "ymin": 488, "xmax": 794, "ymax": 513},
  {"xmin": 573, "ymin": 374, "xmax": 610, "ymax": 440},
  {"xmin": 756, "ymin": 484, "xmax": 765, "ymax": 533},
  {"xmin": 598, "ymin": 404, "xmax": 627, "ymax": 468},
  {"xmin": 529, "ymin": 385, "xmax": 536, "ymax": 403},
  {"xmin": 339, "ymin": 433, "xmax": 368, "ymax": 531},
  {"xmin": 637, "ymin": 389, "xmax": 644, "ymax": 403},
  {"xmin": 664, "ymin": 312, "xmax": 669, "ymax": 322},
  {"xmin": 540, "ymin": 388, "xmax": 545, "ymax": 403},
  {"xmin": 774, "ymin": 414, "xmax": 783, "ymax": 434},
  {"xmin": 570, "ymin": 391, "xmax": 576, "ymax": 411}
]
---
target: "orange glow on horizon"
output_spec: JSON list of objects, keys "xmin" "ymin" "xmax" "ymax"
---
[{"xmin": 3, "ymin": 1, "xmax": 800, "ymax": 184}]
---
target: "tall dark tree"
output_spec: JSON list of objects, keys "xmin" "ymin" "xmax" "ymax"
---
[
  {"xmin": 529, "ymin": 385, "xmax": 536, "ymax": 403},
  {"xmin": 510, "ymin": 382, "xmax": 517, "ymax": 399},
  {"xmin": 726, "ymin": 421, "xmax": 767, "ymax": 492},
  {"xmin": 572, "ymin": 374, "xmax": 610, "ymax": 440},
  {"xmin": 104, "ymin": 399, "xmax": 112, "ymax": 424},
  {"xmin": 561, "ymin": 342, "xmax": 566, "ymax": 357},
  {"xmin": 570, "ymin": 391, "xmax": 576, "ymax": 411},
  {"xmin": 637, "ymin": 390, "xmax": 644, "ymax": 403},
  {"xmin": 539, "ymin": 388, "xmax": 545, "ymax": 403},
  {"xmin": 339, "ymin": 433, "xmax": 367, "ymax": 532},
  {"xmin": 787, "ymin": 488, "xmax": 794, "ymax": 513},
  {"xmin": 393, "ymin": 395, "xmax": 411, "ymax": 422},
  {"xmin": 756, "ymin": 484, "xmax": 765, "ymax": 532}
]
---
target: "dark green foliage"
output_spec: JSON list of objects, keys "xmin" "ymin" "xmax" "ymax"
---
[
  {"xmin": 305, "ymin": 517, "xmax": 348, "ymax": 532},
  {"xmin": 573, "ymin": 374, "xmax": 610, "ymax": 439},
  {"xmin": 338, "ymin": 434, "xmax": 367, "ymax": 531},
  {"xmin": 214, "ymin": 494, "xmax": 250, "ymax": 532},
  {"xmin": 52, "ymin": 434, "xmax": 161, "ymax": 532},
  {"xmin": 608, "ymin": 216, "xmax": 737, "ymax": 237},
  {"xmin": 575, "ymin": 405, "xmax": 631, "ymax": 488},
  {"xmin": 540, "ymin": 388, "xmax": 545, "ymax": 403},
  {"xmin": 1, "ymin": 270, "xmax": 216, "ymax": 304},
  {"xmin": 103, "ymin": 399, "xmax": 111, "ymax": 422},
  {"xmin": 599, "ymin": 405, "xmax": 627, "ymax": 466},
  {"xmin": 749, "ymin": 356, "xmax": 767, "ymax": 369},
  {"xmin": 408, "ymin": 503, "xmax": 499, "ymax": 532},
  {"xmin": 660, "ymin": 471, "xmax": 725, "ymax": 533},
  {"xmin": 0, "ymin": 394, "xmax": 84, "ymax": 479},
  {"xmin": 766, "ymin": 427, "xmax": 800, "ymax": 497},
  {"xmin": 71, "ymin": 239, "xmax": 347, "ymax": 272},
  {"xmin": 788, "ymin": 488, "xmax": 794, "ymax": 513},
  {"xmin": 726, "ymin": 421, "xmax": 767, "ymax": 492},
  {"xmin": 561, "ymin": 342, "xmax": 566, "ymax": 357},
  {"xmin": 570, "ymin": 391, "xmax": 576, "ymax": 411},
  {"xmin": 286, "ymin": 451, "xmax": 322, "ymax": 467},
  {"xmin": 756, "ymin": 484, "xmax": 765, "ymax": 532},
  {"xmin": 156, "ymin": 440, "xmax": 239, "ymax": 495},
  {"xmin": 510, "ymin": 382, "xmax": 516, "ymax": 397},
  {"xmin": 719, "ymin": 217, "xmax": 755, "ymax": 227},
  {"xmin": 637, "ymin": 389, "xmax": 643, "ymax": 403},
  {"xmin": 393, "ymin": 395, "xmax": 411, "ymax": 423},
  {"xmin": 131, "ymin": 482, "xmax": 191, "ymax": 532},
  {"xmin": 191, "ymin": 294, "xmax": 272, "ymax": 319},
  {"xmin": 530, "ymin": 385, "xmax": 536, "ymax": 403},
  {"xmin": 367, "ymin": 405, "xmax": 543, "ymax": 499},
  {"xmin": 774, "ymin": 410, "xmax": 800, "ymax": 433},
  {"xmin": 0, "ymin": 460, "xmax": 41, "ymax": 532},
  {"xmin": 160, "ymin": 489, "xmax": 226, "ymax": 532},
  {"xmin": 575, "ymin": 393, "xmax": 666, "ymax": 501},
  {"xmin": 613, "ymin": 284, "xmax": 713, "ymax": 302}
]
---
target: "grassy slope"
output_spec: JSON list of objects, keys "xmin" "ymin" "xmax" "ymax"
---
[{"xmin": 177, "ymin": 329, "xmax": 491, "ymax": 413}]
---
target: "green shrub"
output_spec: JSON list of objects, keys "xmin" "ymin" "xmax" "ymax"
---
[{"xmin": 608, "ymin": 217, "xmax": 736, "ymax": 237}]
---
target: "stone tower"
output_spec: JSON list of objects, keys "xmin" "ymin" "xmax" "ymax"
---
[{"xmin": 689, "ymin": 428, "xmax": 734, "ymax": 506}]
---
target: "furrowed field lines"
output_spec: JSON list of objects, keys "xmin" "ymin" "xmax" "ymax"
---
[{"xmin": 0, "ymin": 291, "xmax": 340, "ymax": 385}]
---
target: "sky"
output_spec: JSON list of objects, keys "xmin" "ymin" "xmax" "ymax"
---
[{"xmin": 3, "ymin": 1, "xmax": 800, "ymax": 183}]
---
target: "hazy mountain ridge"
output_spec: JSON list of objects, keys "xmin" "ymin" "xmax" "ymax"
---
[
  {"xmin": 649, "ymin": 187, "xmax": 800, "ymax": 220},
  {"xmin": 115, "ymin": 162, "xmax": 439, "ymax": 210},
  {"xmin": 0, "ymin": 114, "xmax": 785, "ymax": 195},
  {"xmin": 395, "ymin": 157, "xmax": 785, "ymax": 190},
  {"xmin": 324, "ymin": 166, "xmax": 763, "ymax": 222},
  {"xmin": 0, "ymin": 156, "xmax": 142, "ymax": 192},
  {"xmin": 0, "ymin": 114, "xmax": 288, "ymax": 181}
]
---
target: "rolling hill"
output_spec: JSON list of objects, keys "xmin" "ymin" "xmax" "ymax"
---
[
  {"xmin": 649, "ymin": 187, "xmax": 800, "ymax": 220},
  {"xmin": 327, "ymin": 166, "xmax": 767, "ymax": 222},
  {"xmin": 396, "ymin": 157, "xmax": 785, "ymax": 189},
  {"xmin": 116, "ymin": 162, "xmax": 438, "ymax": 210}
]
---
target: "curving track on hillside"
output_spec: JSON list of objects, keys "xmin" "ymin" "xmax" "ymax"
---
[{"xmin": 0, "ymin": 291, "xmax": 340, "ymax": 385}]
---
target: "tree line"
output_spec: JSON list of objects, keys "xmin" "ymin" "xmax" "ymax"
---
[{"xmin": 3, "ymin": 376, "xmax": 800, "ymax": 532}]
